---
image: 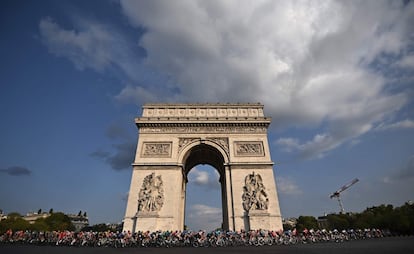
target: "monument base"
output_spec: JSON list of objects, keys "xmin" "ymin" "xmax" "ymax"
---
[{"xmin": 246, "ymin": 210, "xmax": 282, "ymax": 230}]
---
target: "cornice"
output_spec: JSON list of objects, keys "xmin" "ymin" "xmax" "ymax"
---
[
  {"xmin": 142, "ymin": 103, "xmax": 263, "ymax": 108},
  {"xmin": 140, "ymin": 103, "xmax": 267, "ymax": 118},
  {"xmin": 135, "ymin": 118, "xmax": 271, "ymax": 128}
]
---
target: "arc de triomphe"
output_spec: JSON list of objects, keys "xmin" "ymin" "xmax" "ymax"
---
[{"xmin": 123, "ymin": 103, "xmax": 283, "ymax": 232}]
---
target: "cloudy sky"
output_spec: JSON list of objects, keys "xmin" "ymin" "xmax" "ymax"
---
[{"xmin": 1, "ymin": 0, "xmax": 413, "ymax": 231}]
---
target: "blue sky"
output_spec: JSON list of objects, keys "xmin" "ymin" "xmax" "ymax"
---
[{"xmin": 1, "ymin": 0, "xmax": 414, "ymax": 231}]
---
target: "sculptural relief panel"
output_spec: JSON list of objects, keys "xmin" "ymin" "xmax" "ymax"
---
[
  {"xmin": 137, "ymin": 173, "xmax": 164, "ymax": 213},
  {"xmin": 210, "ymin": 137, "xmax": 229, "ymax": 155},
  {"xmin": 242, "ymin": 172, "xmax": 269, "ymax": 212},
  {"xmin": 234, "ymin": 141, "xmax": 264, "ymax": 156},
  {"xmin": 142, "ymin": 142, "xmax": 172, "ymax": 157},
  {"xmin": 178, "ymin": 138, "xmax": 200, "ymax": 153},
  {"xmin": 177, "ymin": 137, "xmax": 229, "ymax": 155}
]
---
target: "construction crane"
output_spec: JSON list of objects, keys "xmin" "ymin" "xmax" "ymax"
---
[{"xmin": 330, "ymin": 178, "xmax": 359, "ymax": 214}]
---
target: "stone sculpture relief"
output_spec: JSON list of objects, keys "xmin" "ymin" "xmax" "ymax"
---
[
  {"xmin": 140, "ymin": 126, "xmax": 267, "ymax": 134},
  {"xmin": 210, "ymin": 137, "xmax": 229, "ymax": 155},
  {"xmin": 178, "ymin": 138, "xmax": 199, "ymax": 153},
  {"xmin": 177, "ymin": 137, "xmax": 229, "ymax": 155},
  {"xmin": 138, "ymin": 173, "xmax": 164, "ymax": 213},
  {"xmin": 242, "ymin": 172, "xmax": 269, "ymax": 212},
  {"xmin": 235, "ymin": 142, "xmax": 264, "ymax": 156},
  {"xmin": 142, "ymin": 143, "xmax": 171, "ymax": 157}
]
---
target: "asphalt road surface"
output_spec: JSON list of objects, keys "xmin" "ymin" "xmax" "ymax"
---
[{"xmin": 1, "ymin": 236, "xmax": 413, "ymax": 254}]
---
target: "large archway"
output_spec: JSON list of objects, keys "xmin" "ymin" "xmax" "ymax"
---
[
  {"xmin": 182, "ymin": 144, "xmax": 228, "ymax": 230},
  {"xmin": 123, "ymin": 103, "xmax": 283, "ymax": 232}
]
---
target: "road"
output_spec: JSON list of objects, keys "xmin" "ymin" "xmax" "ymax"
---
[{"xmin": 1, "ymin": 236, "xmax": 413, "ymax": 254}]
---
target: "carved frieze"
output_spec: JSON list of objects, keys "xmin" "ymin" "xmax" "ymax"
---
[
  {"xmin": 142, "ymin": 104, "xmax": 265, "ymax": 118},
  {"xmin": 142, "ymin": 142, "xmax": 172, "ymax": 157},
  {"xmin": 140, "ymin": 126, "xmax": 267, "ymax": 134},
  {"xmin": 210, "ymin": 137, "xmax": 229, "ymax": 155},
  {"xmin": 178, "ymin": 138, "xmax": 200, "ymax": 153},
  {"xmin": 177, "ymin": 137, "xmax": 229, "ymax": 155},
  {"xmin": 242, "ymin": 172, "xmax": 269, "ymax": 212},
  {"xmin": 234, "ymin": 141, "xmax": 264, "ymax": 156},
  {"xmin": 138, "ymin": 173, "xmax": 164, "ymax": 213}
]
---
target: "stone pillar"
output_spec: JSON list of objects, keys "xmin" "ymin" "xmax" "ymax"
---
[{"xmin": 123, "ymin": 166, "xmax": 183, "ymax": 232}]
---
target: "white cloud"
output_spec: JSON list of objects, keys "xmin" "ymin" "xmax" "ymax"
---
[
  {"xmin": 276, "ymin": 177, "xmax": 302, "ymax": 195},
  {"xmin": 189, "ymin": 204, "xmax": 222, "ymax": 216},
  {"xmin": 186, "ymin": 204, "xmax": 221, "ymax": 231},
  {"xmin": 114, "ymin": 85, "xmax": 160, "ymax": 104},
  {"xmin": 118, "ymin": 0, "xmax": 412, "ymax": 159},
  {"xmin": 275, "ymin": 138, "xmax": 300, "ymax": 152},
  {"xmin": 283, "ymin": 125, "xmax": 376, "ymax": 160},
  {"xmin": 192, "ymin": 168, "xmax": 209, "ymax": 185},
  {"xmin": 276, "ymin": 124, "xmax": 371, "ymax": 159},
  {"xmin": 39, "ymin": 17, "xmax": 121, "ymax": 72},
  {"xmin": 397, "ymin": 55, "xmax": 414, "ymax": 69},
  {"xmin": 377, "ymin": 119, "xmax": 414, "ymax": 131},
  {"xmin": 39, "ymin": 1, "xmax": 413, "ymax": 159},
  {"xmin": 38, "ymin": 16, "xmax": 159, "ymax": 88},
  {"xmin": 188, "ymin": 167, "xmax": 220, "ymax": 188}
]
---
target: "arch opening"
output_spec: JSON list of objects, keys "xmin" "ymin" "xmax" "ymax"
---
[
  {"xmin": 183, "ymin": 143, "xmax": 225, "ymax": 179},
  {"xmin": 185, "ymin": 165, "xmax": 222, "ymax": 231},
  {"xmin": 182, "ymin": 144, "xmax": 228, "ymax": 231}
]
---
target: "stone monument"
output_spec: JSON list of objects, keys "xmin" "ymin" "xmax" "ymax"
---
[{"xmin": 123, "ymin": 103, "xmax": 283, "ymax": 232}]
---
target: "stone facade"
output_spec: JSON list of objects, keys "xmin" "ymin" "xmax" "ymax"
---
[{"xmin": 123, "ymin": 103, "xmax": 283, "ymax": 232}]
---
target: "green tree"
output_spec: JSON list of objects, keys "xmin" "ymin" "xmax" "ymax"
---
[
  {"xmin": 396, "ymin": 202, "xmax": 414, "ymax": 234},
  {"xmin": 0, "ymin": 213, "xmax": 30, "ymax": 233},
  {"xmin": 327, "ymin": 214, "xmax": 350, "ymax": 230},
  {"xmin": 31, "ymin": 218, "xmax": 49, "ymax": 231},
  {"xmin": 283, "ymin": 223, "xmax": 294, "ymax": 231},
  {"xmin": 7, "ymin": 212, "xmax": 22, "ymax": 219},
  {"xmin": 44, "ymin": 212, "xmax": 75, "ymax": 231},
  {"xmin": 296, "ymin": 216, "xmax": 318, "ymax": 231},
  {"xmin": 353, "ymin": 213, "xmax": 371, "ymax": 229}
]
